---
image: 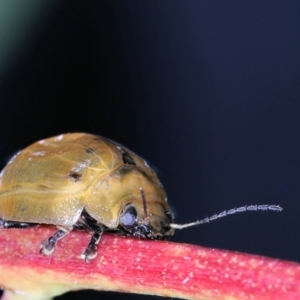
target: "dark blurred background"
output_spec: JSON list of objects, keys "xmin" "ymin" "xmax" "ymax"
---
[{"xmin": 0, "ymin": 1, "xmax": 299, "ymax": 299}]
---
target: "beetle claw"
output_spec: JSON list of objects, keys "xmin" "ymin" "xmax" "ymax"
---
[{"xmin": 81, "ymin": 247, "xmax": 97, "ymax": 263}]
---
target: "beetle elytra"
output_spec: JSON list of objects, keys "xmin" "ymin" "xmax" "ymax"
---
[{"xmin": 0, "ymin": 133, "xmax": 282, "ymax": 261}]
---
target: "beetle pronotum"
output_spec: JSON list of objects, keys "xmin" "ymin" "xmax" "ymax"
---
[{"xmin": 0, "ymin": 133, "xmax": 282, "ymax": 261}]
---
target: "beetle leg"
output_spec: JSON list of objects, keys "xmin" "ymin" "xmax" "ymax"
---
[
  {"xmin": 40, "ymin": 226, "xmax": 72, "ymax": 256},
  {"xmin": 81, "ymin": 227, "xmax": 103, "ymax": 262},
  {"xmin": 0, "ymin": 219, "xmax": 37, "ymax": 228},
  {"xmin": 80, "ymin": 221, "xmax": 104, "ymax": 262},
  {"xmin": 76, "ymin": 213, "xmax": 104, "ymax": 262}
]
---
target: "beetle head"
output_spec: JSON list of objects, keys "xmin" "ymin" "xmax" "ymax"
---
[{"xmin": 119, "ymin": 188, "xmax": 174, "ymax": 239}]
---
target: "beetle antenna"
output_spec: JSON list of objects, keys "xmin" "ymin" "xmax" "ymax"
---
[
  {"xmin": 170, "ymin": 204, "xmax": 283, "ymax": 229},
  {"xmin": 140, "ymin": 187, "xmax": 148, "ymax": 216}
]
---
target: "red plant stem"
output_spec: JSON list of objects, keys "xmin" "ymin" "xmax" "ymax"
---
[{"xmin": 0, "ymin": 227, "xmax": 299, "ymax": 300}]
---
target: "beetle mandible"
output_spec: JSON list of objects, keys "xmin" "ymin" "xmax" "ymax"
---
[{"xmin": 0, "ymin": 133, "xmax": 282, "ymax": 262}]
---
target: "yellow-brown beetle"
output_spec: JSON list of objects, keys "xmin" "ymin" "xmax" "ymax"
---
[
  {"xmin": 0, "ymin": 133, "xmax": 282, "ymax": 261},
  {"xmin": 0, "ymin": 133, "xmax": 174, "ymax": 261}
]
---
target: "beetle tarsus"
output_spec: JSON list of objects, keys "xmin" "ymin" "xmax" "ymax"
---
[{"xmin": 81, "ymin": 230, "xmax": 103, "ymax": 262}]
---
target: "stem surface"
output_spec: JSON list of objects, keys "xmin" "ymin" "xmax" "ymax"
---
[{"xmin": 0, "ymin": 227, "xmax": 299, "ymax": 300}]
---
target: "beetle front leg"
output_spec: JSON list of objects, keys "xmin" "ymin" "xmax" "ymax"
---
[
  {"xmin": 81, "ymin": 227, "xmax": 103, "ymax": 262},
  {"xmin": 40, "ymin": 226, "xmax": 72, "ymax": 256}
]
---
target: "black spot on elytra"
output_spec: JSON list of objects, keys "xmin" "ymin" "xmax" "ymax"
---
[
  {"xmin": 122, "ymin": 152, "xmax": 136, "ymax": 165},
  {"xmin": 68, "ymin": 172, "xmax": 82, "ymax": 182},
  {"xmin": 85, "ymin": 147, "xmax": 94, "ymax": 154}
]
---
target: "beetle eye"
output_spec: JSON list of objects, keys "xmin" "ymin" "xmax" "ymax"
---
[
  {"xmin": 122, "ymin": 152, "xmax": 136, "ymax": 165},
  {"xmin": 120, "ymin": 206, "xmax": 137, "ymax": 227}
]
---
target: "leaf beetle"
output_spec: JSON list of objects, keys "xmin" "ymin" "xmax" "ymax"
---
[{"xmin": 0, "ymin": 133, "xmax": 282, "ymax": 262}]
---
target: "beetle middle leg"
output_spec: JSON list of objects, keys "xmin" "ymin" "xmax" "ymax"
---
[{"xmin": 40, "ymin": 226, "xmax": 72, "ymax": 256}]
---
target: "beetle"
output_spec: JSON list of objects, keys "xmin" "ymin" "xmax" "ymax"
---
[{"xmin": 0, "ymin": 133, "xmax": 282, "ymax": 262}]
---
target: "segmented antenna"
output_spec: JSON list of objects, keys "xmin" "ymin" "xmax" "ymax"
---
[
  {"xmin": 170, "ymin": 204, "xmax": 283, "ymax": 229},
  {"xmin": 140, "ymin": 187, "xmax": 148, "ymax": 216}
]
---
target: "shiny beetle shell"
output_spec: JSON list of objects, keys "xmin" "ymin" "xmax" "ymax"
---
[{"xmin": 0, "ymin": 133, "xmax": 174, "ymax": 260}]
